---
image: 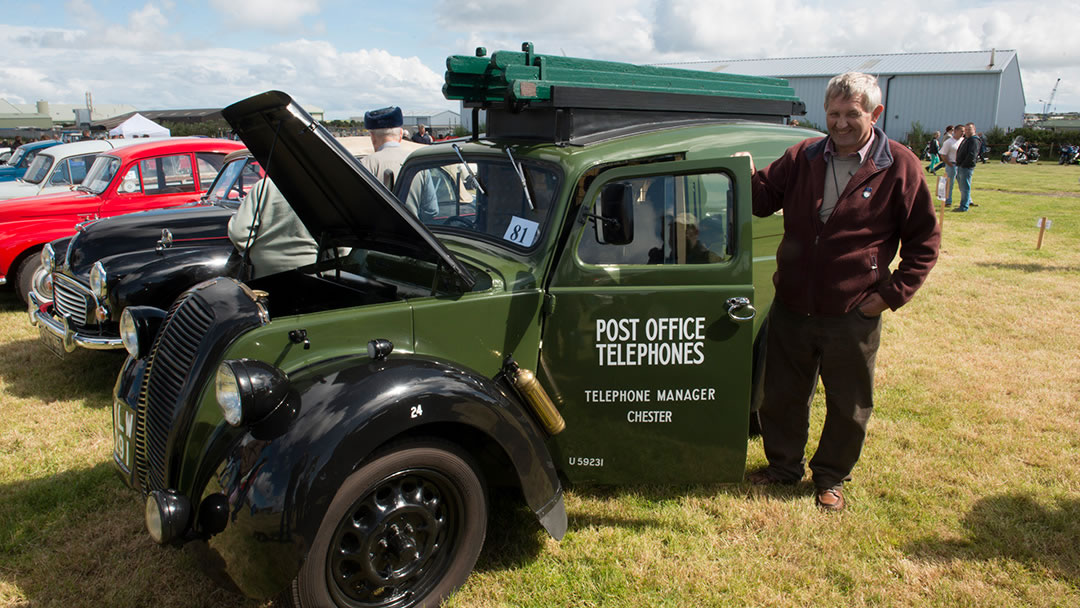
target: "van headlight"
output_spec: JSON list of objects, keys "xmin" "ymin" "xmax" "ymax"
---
[
  {"xmin": 89, "ymin": 261, "xmax": 107, "ymax": 298},
  {"xmin": 120, "ymin": 306, "xmax": 167, "ymax": 359},
  {"xmin": 216, "ymin": 359, "xmax": 290, "ymax": 427},
  {"xmin": 145, "ymin": 490, "xmax": 191, "ymax": 544},
  {"xmin": 215, "ymin": 364, "xmax": 243, "ymax": 426}
]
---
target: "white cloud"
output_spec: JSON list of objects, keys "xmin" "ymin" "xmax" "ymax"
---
[
  {"xmin": 208, "ymin": 0, "xmax": 322, "ymax": 33},
  {"xmin": 0, "ymin": 22, "xmax": 450, "ymax": 118},
  {"xmin": 64, "ymin": 0, "xmax": 104, "ymax": 30},
  {"xmin": 100, "ymin": 3, "xmax": 184, "ymax": 51},
  {"xmin": 437, "ymin": 0, "xmax": 654, "ymax": 63}
]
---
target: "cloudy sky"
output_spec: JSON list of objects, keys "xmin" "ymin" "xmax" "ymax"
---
[{"xmin": 2, "ymin": 0, "xmax": 1078, "ymax": 120}]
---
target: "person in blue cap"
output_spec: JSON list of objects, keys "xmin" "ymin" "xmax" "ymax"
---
[{"xmin": 360, "ymin": 106, "xmax": 437, "ymax": 221}]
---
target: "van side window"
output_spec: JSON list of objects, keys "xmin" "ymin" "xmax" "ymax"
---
[{"xmin": 578, "ymin": 172, "xmax": 733, "ymax": 266}]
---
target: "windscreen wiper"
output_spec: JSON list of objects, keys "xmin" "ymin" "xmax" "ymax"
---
[
  {"xmin": 451, "ymin": 143, "xmax": 485, "ymax": 195},
  {"xmin": 505, "ymin": 147, "xmax": 534, "ymax": 211}
]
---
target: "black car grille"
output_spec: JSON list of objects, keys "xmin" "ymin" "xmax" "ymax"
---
[
  {"xmin": 134, "ymin": 293, "xmax": 214, "ymax": 492},
  {"xmin": 52, "ymin": 274, "xmax": 92, "ymax": 328}
]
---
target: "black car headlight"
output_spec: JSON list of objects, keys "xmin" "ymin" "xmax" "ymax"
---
[
  {"xmin": 215, "ymin": 359, "xmax": 291, "ymax": 427},
  {"xmin": 145, "ymin": 490, "xmax": 191, "ymax": 544},
  {"xmin": 41, "ymin": 243, "xmax": 56, "ymax": 272},
  {"xmin": 120, "ymin": 306, "xmax": 167, "ymax": 359},
  {"xmin": 89, "ymin": 261, "xmax": 107, "ymax": 299}
]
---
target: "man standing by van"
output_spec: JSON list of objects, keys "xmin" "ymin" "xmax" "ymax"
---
[{"xmin": 740, "ymin": 72, "xmax": 941, "ymax": 511}]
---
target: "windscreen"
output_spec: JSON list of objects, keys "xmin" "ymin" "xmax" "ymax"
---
[
  {"xmin": 206, "ymin": 157, "xmax": 263, "ymax": 207},
  {"xmin": 5, "ymin": 148, "xmax": 27, "ymax": 167},
  {"xmin": 81, "ymin": 155, "xmax": 122, "ymax": 194},
  {"xmin": 22, "ymin": 153, "xmax": 55, "ymax": 184},
  {"xmin": 398, "ymin": 157, "xmax": 560, "ymax": 250}
]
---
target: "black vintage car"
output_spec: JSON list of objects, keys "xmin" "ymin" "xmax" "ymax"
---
[{"xmin": 30, "ymin": 150, "xmax": 260, "ymax": 354}]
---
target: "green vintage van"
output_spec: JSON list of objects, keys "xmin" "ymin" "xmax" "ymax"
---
[{"xmin": 111, "ymin": 44, "xmax": 815, "ymax": 607}]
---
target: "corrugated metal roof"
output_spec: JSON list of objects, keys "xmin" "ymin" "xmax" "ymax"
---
[
  {"xmin": 90, "ymin": 108, "xmax": 224, "ymax": 129},
  {"xmin": 661, "ymin": 50, "xmax": 1017, "ymax": 78}
]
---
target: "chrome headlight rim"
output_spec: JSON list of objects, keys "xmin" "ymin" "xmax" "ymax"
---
[
  {"xmin": 41, "ymin": 243, "xmax": 56, "ymax": 272},
  {"xmin": 89, "ymin": 261, "xmax": 107, "ymax": 299},
  {"xmin": 119, "ymin": 308, "xmax": 139, "ymax": 358},
  {"xmin": 119, "ymin": 306, "xmax": 167, "ymax": 359},
  {"xmin": 32, "ymin": 266, "xmax": 53, "ymax": 301}
]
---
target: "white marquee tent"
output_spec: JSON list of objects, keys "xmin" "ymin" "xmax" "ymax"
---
[{"xmin": 108, "ymin": 113, "xmax": 171, "ymax": 138}]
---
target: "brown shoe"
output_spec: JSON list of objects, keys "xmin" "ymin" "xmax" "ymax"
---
[
  {"xmin": 815, "ymin": 487, "xmax": 845, "ymax": 511},
  {"xmin": 747, "ymin": 468, "xmax": 797, "ymax": 486}
]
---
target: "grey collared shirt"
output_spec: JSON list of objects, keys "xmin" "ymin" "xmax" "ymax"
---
[{"xmin": 820, "ymin": 134, "xmax": 873, "ymax": 223}]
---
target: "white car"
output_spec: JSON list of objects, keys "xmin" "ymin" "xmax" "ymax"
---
[
  {"xmin": 0, "ymin": 139, "xmax": 153, "ymax": 200},
  {"xmin": 0, "ymin": 147, "xmax": 10, "ymax": 164}
]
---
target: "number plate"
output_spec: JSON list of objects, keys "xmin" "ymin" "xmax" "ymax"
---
[
  {"xmin": 113, "ymin": 399, "xmax": 135, "ymax": 475},
  {"xmin": 38, "ymin": 326, "xmax": 66, "ymax": 359}
]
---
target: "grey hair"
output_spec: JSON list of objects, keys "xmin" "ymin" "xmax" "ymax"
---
[
  {"xmin": 825, "ymin": 72, "xmax": 882, "ymax": 112},
  {"xmin": 370, "ymin": 127, "xmax": 402, "ymax": 138}
]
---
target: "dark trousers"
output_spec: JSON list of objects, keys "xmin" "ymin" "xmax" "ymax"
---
[{"xmin": 758, "ymin": 300, "xmax": 882, "ymax": 489}]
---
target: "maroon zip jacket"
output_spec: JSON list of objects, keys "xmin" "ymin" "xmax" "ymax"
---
[{"xmin": 751, "ymin": 127, "xmax": 941, "ymax": 315}]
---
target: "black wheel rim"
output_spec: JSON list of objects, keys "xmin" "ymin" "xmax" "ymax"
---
[{"xmin": 327, "ymin": 468, "xmax": 464, "ymax": 608}]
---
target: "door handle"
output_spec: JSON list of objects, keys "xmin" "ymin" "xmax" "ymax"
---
[{"xmin": 726, "ymin": 297, "xmax": 756, "ymax": 322}]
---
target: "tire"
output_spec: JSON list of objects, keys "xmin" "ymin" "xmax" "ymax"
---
[
  {"xmin": 286, "ymin": 439, "xmax": 487, "ymax": 608},
  {"xmin": 14, "ymin": 253, "xmax": 41, "ymax": 305}
]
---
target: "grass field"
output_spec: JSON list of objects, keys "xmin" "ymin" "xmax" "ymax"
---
[{"xmin": 2, "ymin": 161, "xmax": 1078, "ymax": 607}]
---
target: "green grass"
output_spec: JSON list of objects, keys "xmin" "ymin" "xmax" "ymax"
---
[{"xmin": 2, "ymin": 162, "xmax": 1079, "ymax": 607}]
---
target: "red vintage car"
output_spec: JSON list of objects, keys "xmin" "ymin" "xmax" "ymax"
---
[{"xmin": 0, "ymin": 137, "xmax": 245, "ymax": 302}]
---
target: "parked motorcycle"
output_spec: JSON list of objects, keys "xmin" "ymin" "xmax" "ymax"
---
[
  {"xmin": 1058, "ymin": 144, "xmax": 1079, "ymax": 165},
  {"xmin": 977, "ymin": 136, "xmax": 990, "ymax": 163},
  {"xmin": 1001, "ymin": 137, "xmax": 1040, "ymax": 164}
]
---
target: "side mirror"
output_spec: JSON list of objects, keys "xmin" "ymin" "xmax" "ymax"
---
[{"xmin": 592, "ymin": 183, "xmax": 634, "ymax": 245}]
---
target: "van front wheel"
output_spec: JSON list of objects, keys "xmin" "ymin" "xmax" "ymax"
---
[{"xmin": 286, "ymin": 439, "xmax": 487, "ymax": 608}]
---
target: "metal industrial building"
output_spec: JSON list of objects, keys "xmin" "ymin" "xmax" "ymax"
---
[{"xmin": 661, "ymin": 49, "xmax": 1025, "ymax": 140}]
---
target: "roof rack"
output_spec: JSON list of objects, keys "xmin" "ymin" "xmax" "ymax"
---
[{"xmin": 444, "ymin": 42, "xmax": 806, "ymax": 144}]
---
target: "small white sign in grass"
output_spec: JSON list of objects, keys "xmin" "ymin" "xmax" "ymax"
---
[{"xmin": 1036, "ymin": 216, "xmax": 1052, "ymax": 249}]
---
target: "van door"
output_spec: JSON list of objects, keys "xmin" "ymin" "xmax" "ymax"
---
[{"xmin": 541, "ymin": 158, "xmax": 755, "ymax": 485}]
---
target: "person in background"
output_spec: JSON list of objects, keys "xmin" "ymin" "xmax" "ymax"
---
[
  {"xmin": 930, "ymin": 125, "xmax": 952, "ymax": 172},
  {"xmin": 954, "ymin": 122, "xmax": 979, "ymax": 212},
  {"xmin": 939, "ymin": 125, "xmax": 964, "ymax": 206},
  {"xmin": 360, "ymin": 107, "xmax": 437, "ymax": 221},
  {"xmin": 926, "ymin": 131, "xmax": 941, "ymax": 175},
  {"xmin": 411, "ymin": 123, "xmax": 433, "ymax": 144},
  {"xmin": 739, "ymin": 71, "xmax": 940, "ymax": 512},
  {"xmin": 227, "ymin": 176, "xmax": 318, "ymax": 279}
]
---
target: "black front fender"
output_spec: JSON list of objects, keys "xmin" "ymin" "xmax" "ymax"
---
[
  {"xmin": 202, "ymin": 354, "xmax": 564, "ymax": 599},
  {"xmin": 109, "ymin": 245, "xmax": 237, "ymax": 312}
]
